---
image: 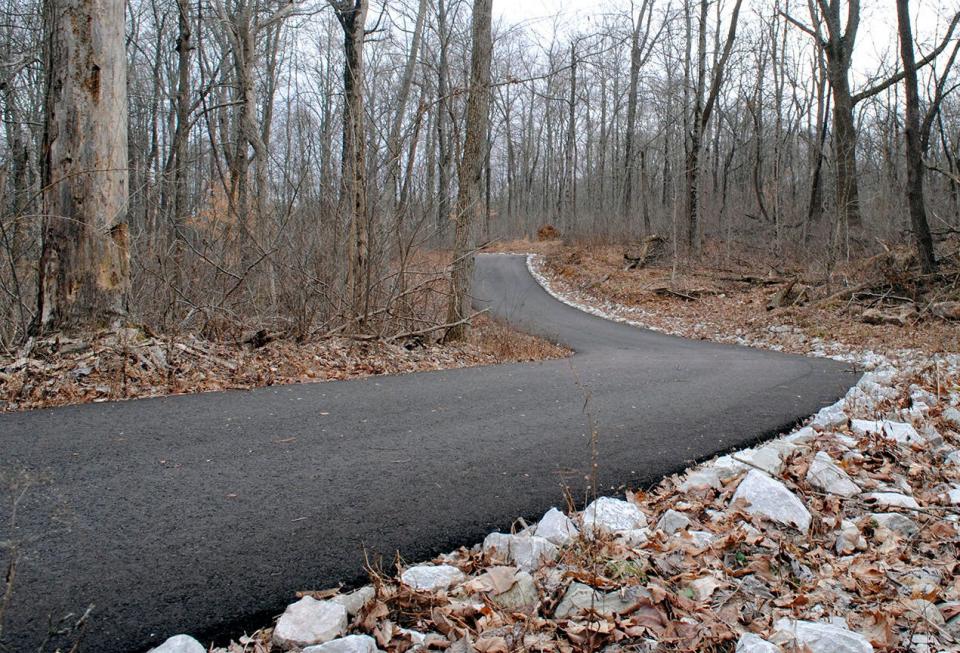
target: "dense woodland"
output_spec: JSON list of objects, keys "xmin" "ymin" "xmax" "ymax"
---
[{"xmin": 1, "ymin": 0, "xmax": 959, "ymax": 347}]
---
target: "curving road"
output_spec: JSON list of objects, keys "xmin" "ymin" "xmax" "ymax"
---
[{"xmin": 0, "ymin": 254, "xmax": 854, "ymax": 652}]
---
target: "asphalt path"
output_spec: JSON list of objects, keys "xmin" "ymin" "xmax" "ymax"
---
[{"xmin": 0, "ymin": 254, "xmax": 855, "ymax": 652}]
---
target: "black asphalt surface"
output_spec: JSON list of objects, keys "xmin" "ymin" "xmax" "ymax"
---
[{"xmin": 0, "ymin": 254, "xmax": 855, "ymax": 652}]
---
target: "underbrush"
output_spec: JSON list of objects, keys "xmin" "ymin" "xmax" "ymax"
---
[
  {"xmin": 524, "ymin": 238, "xmax": 960, "ymax": 356},
  {"xmin": 0, "ymin": 316, "xmax": 569, "ymax": 413}
]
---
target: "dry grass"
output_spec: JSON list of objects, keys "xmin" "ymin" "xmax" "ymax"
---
[
  {"xmin": 484, "ymin": 238, "xmax": 565, "ymax": 256},
  {"xmin": 472, "ymin": 314, "xmax": 567, "ymax": 362}
]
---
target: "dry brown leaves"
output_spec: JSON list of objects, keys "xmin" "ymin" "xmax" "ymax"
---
[
  {"xmin": 0, "ymin": 316, "xmax": 568, "ymax": 413},
  {"xmin": 535, "ymin": 242, "xmax": 960, "ymax": 356}
]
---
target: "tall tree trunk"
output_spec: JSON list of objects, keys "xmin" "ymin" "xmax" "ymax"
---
[
  {"xmin": 330, "ymin": 0, "xmax": 370, "ymax": 328},
  {"xmin": 897, "ymin": 0, "xmax": 935, "ymax": 272},
  {"xmin": 169, "ymin": 0, "xmax": 192, "ymax": 254},
  {"xmin": 562, "ymin": 42, "xmax": 577, "ymax": 230},
  {"xmin": 622, "ymin": 17, "xmax": 641, "ymax": 224},
  {"xmin": 445, "ymin": 0, "xmax": 492, "ymax": 342},
  {"xmin": 387, "ymin": 0, "xmax": 427, "ymax": 211},
  {"xmin": 827, "ymin": 61, "xmax": 861, "ymax": 236},
  {"xmin": 685, "ymin": 0, "xmax": 742, "ymax": 254},
  {"xmin": 37, "ymin": 0, "xmax": 129, "ymax": 332},
  {"xmin": 435, "ymin": 0, "xmax": 452, "ymax": 238}
]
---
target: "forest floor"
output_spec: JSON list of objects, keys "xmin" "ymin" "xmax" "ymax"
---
[
  {"xmin": 0, "ymin": 315, "xmax": 568, "ymax": 412},
  {"xmin": 491, "ymin": 238, "xmax": 960, "ymax": 358},
  {"xmin": 167, "ymin": 238, "xmax": 960, "ymax": 653}
]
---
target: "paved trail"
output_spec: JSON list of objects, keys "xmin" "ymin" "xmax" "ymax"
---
[{"xmin": 0, "ymin": 254, "xmax": 854, "ymax": 652}]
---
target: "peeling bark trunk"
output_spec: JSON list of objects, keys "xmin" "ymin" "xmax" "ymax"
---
[{"xmin": 37, "ymin": 0, "xmax": 129, "ymax": 332}]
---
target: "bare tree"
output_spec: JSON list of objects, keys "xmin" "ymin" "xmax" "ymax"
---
[
  {"xmin": 37, "ymin": 0, "xmax": 130, "ymax": 331},
  {"xmin": 329, "ymin": 0, "xmax": 371, "ymax": 328},
  {"xmin": 387, "ymin": 0, "xmax": 428, "ymax": 211},
  {"xmin": 622, "ymin": 0, "xmax": 658, "ymax": 230},
  {"xmin": 445, "ymin": 0, "xmax": 492, "ymax": 342},
  {"xmin": 897, "ymin": 0, "xmax": 935, "ymax": 272},
  {"xmin": 785, "ymin": 1, "xmax": 958, "ymax": 248},
  {"xmin": 684, "ymin": 0, "xmax": 743, "ymax": 253}
]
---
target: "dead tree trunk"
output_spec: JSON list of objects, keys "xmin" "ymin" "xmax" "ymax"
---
[
  {"xmin": 445, "ymin": 0, "xmax": 492, "ymax": 342},
  {"xmin": 37, "ymin": 0, "xmax": 130, "ymax": 332}
]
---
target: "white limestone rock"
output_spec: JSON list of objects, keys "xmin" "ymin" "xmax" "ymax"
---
[
  {"xmin": 331, "ymin": 586, "xmax": 375, "ymax": 616},
  {"xmin": 680, "ymin": 467, "xmax": 722, "ymax": 491},
  {"xmin": 942, "ymin": 406, "xmax": 960, "ymax": 430},
  {"xmin": 735, "ymin": 633, "xmax": 781, "ymax": 653},
  {"xmin": 835, "ymin": 520, "xmax": 866, "ymax": 555},
  {"xmin": 734, "ymin": 446, "xmax": 784, "ymax": 476},
  {"xmin": 554, "ymin": 582, "xmax": 650, "ymax": 618},
  {"xmin": 811, "ymin": 401, "xmax": 847, "ymax": 430},
  {"xmin": 857, "ymin": 375, "xmax": 899, "ymax": 401},
  {"xmin": 772, "ymin": 619, "xmax": 873, "ymax": 653},
  {"xmin": 864, "ymin": 367, "xmax": 897, "ymax": 386},
  {"xmin": 614, "ymin": 528, "xmax": 651, "ymax": 547},
  {"xmin": 680, "ymin": 530, "xmax": 716, "ymax": 549},
  {"xmin": 656, "ymin": 509, "xmax": 691, "ymax": 534},
  {"xmin": 785, "ymin": 426, "xmax": 816, "ymax": 445},
  {"xmin": 149, "ymin": 635, "xmax": 205, "ymax": 653},
  {"xmin": 712, "ymin": 455, "xmax": 748, "ymax": 481},
  {"xmin": 482, "ymin": 533, "xmax": 558, "ymax": 571},
  {"xmin": 273, "ymin": 597, "xmax": 348, "ymax": 650},
  {"xmin": 581, "ymin": 496, "xmax": 648, "ymax": 535},
  {"xmin": 871, "ymin": 513, "xmax": 919, "ymax": 538},
  {"xmin": 806, "ymin": 452, "xmax": 860, "ymax": 497},
  {"xmin": 844, "ymin": 386, "xmax": 877, "ymax": 412},
  {"xmin": 946, "ymin": 486, "xmax": 960, "ymax": 505},
  {"xmin": 910, "ymin": 384, "xmax": 937, "ymax": 407},
  {"xmin": 764, "ymin": 438, "xmax": 803, "ymax": 459},
  {"xmin": 946, "ymin": 450, "xmax": 960, "ymax": 466},
  {"xmin": 533, "ymin": 507, "xmax": 579, "ymax": 546},
  {"xmin": 303, "ymin": 635, "xmax": 383, "ymax": 653},
  {"xmin": 850, "ymin": 419, "xmax": 922, "ymax": 444},
  {"xmin": 401, "ymin": 564, "xmax": 466, "ymax": 592},
  {"xmin": 833, "ymin": 433, "xmax": 860, "ymax": 449},
  {"xmin": 731, "ymin": 470, "xmax": 811, "ymax": 533},
  {"xmin": 918, "ymin": 424, "xmax": 944, "ymax": 448},
  {"xmin": 863, "ymin": 492, "xmax": 919, "ymax": 510}
]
